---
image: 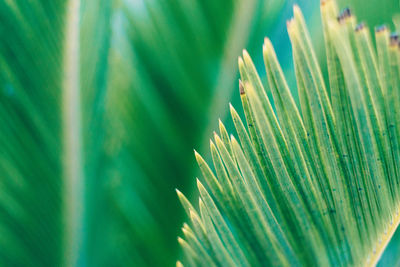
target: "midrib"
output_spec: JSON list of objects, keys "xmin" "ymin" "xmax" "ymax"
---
[{"xmin": 62, "ymin": 0, "xmax": 83, "ymax": 266}]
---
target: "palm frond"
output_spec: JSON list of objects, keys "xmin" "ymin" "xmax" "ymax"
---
[
  {"xmin": 0, "ymin": 0, "xmax": 111, "ymax": 265},
  {"xmin": 99, "ymin": 0, "xmax": 284, "ymax": 265},
  {"xmin": 0, "ymin": 0, "xmax": 286, "ymax": 265},
  {"xmin": 177, "ymin": 0, "xmax": 400, "ymax": 265}
]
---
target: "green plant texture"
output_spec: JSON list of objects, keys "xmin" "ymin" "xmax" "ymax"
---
[
  {"xmin": 1, "ymin": 0, "xmax": 400, "ymax": 266},
  {"xmin": 0, "ymin": 0, "xmax": 285, "ymax": 266},
  {"xmin": 177, "ymin": 0, "xmax": 400, "ymax": 266},
  {"xmin": 0, "ymin": 0, "xmax": 112, "ymax": 265},
  {"xmin": 101, "ymin": 0, "xmax": 283, "ymax": 265}
]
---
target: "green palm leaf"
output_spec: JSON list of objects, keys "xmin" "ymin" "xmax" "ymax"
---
[
  {"xmin": 99, "ymin": 0, "xmax": 284, "ymax": 265},
  {"xmin": 177, "ymin": 0, "xmax": 400, "ymax": 265},
  {"xmin": 0, "ymin": 0, "xmax": 286, "ymax": 265},
  {"xmin": 0, "ymin": 0, "xmax": 111, "ymax": 265}
]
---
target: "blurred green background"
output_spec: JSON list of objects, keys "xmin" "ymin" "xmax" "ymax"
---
[{"xmin": 0, "ymin": 0, "xmax": 399, "ymax": 266}]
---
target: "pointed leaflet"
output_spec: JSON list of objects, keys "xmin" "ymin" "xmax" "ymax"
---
[{"xmin": 178, "ymin": 1, "xmax": 400, "ymax": 266}]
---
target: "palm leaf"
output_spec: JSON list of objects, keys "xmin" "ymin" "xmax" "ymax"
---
[
  {"xmin": 0, "ymin": 0, "xmax": 111, "ymax": 265},
  {"xmin": 177, "ymin": 0, "xmax": 400, "ymax": 265},
  {"xmin": 98, "ymin": 0, "xmax": 284, "ymax": 265},
  {"xmin": 0, "ymin": 0, "xmax": 287, "ymax": 265}
]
